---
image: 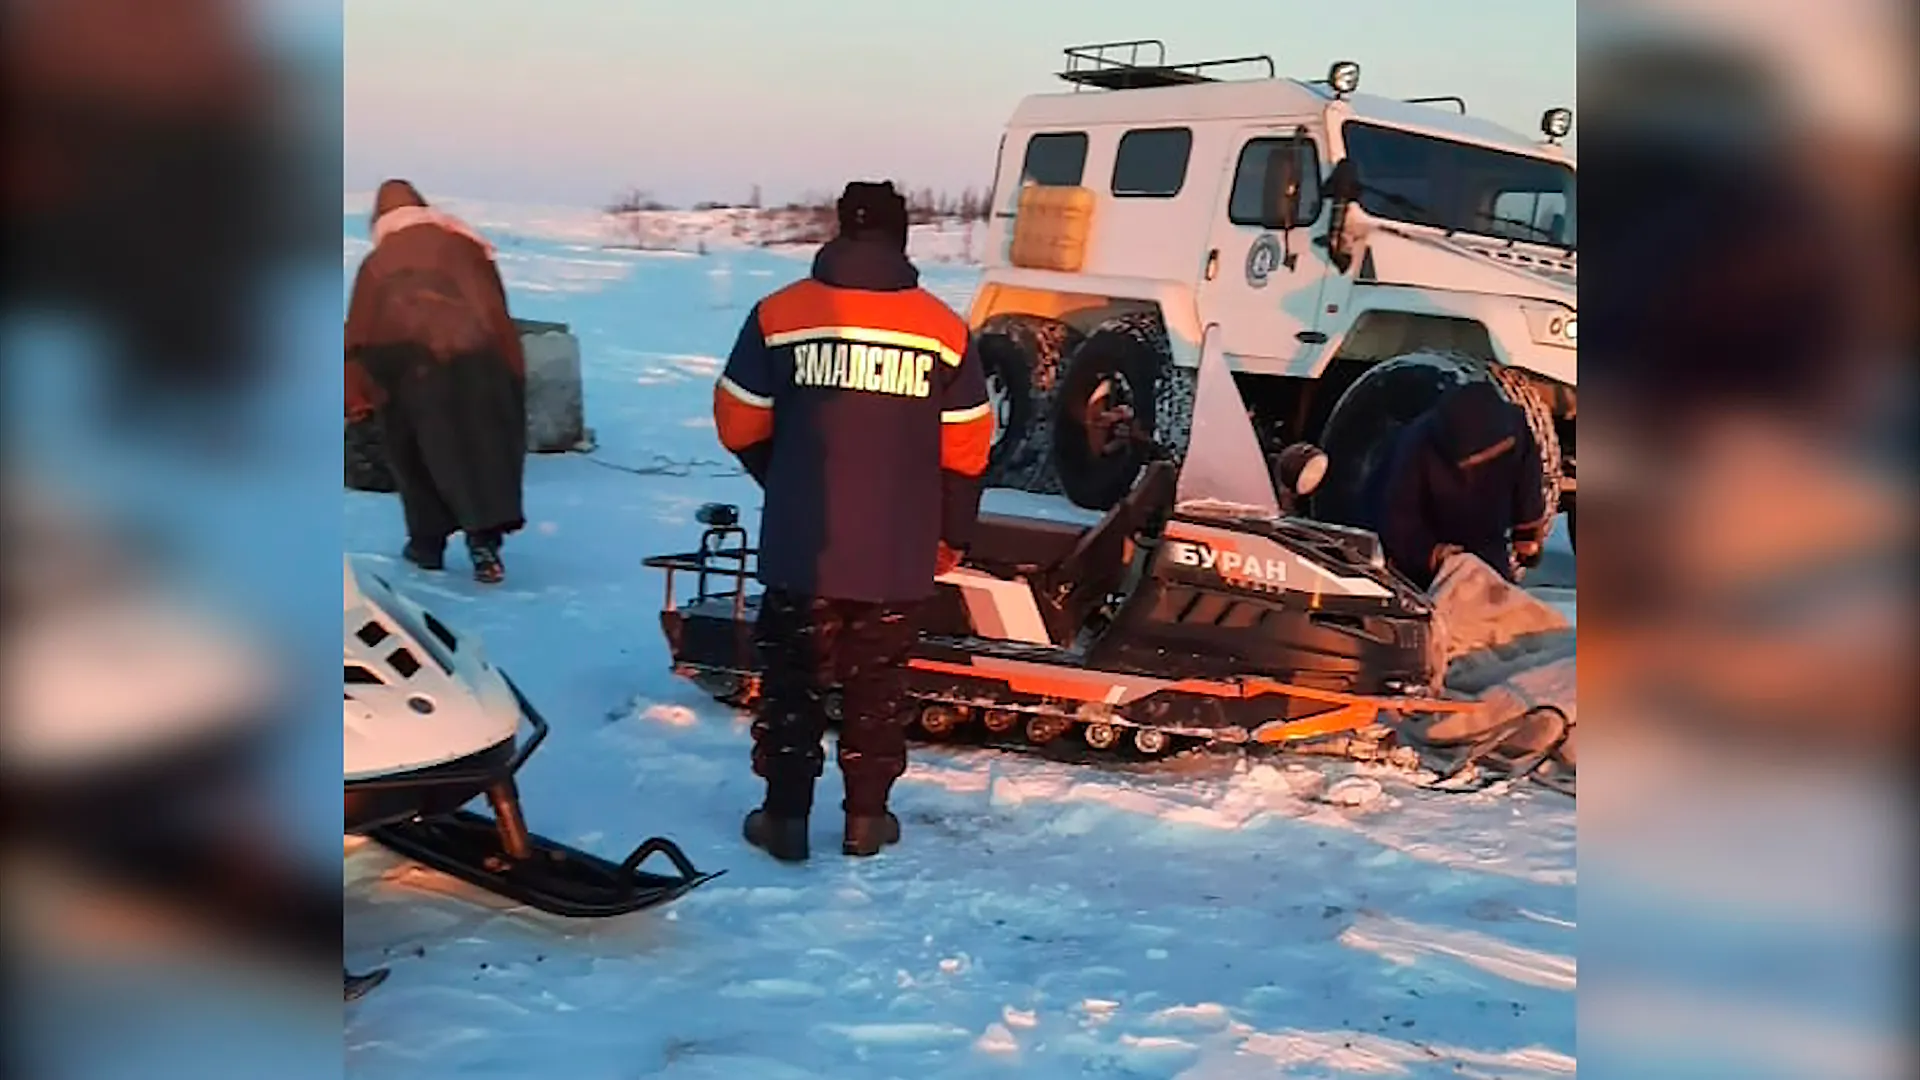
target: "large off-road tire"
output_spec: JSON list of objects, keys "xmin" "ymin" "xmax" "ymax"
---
[
  {"xmin": 976, "ymin": 315, "xmax": 1082, "ymax": 494},
  {"xmin": 1049, "ymin": 311, "xmax": 1191, "ymax": 511},
  {"xmin": 1489, "ymin": 364, "xmax": 1566, "ymax": 546},
  {"xmin": 1313, "ymin": 351, "xmax": 1562, "ymax": 543},
  {"xmin": 976, "ymin": 333, "xmax": 1034, "ymax": 480}
]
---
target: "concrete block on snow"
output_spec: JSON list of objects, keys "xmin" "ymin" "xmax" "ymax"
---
[{"xmin": 515, "ymin": 318, "xmax": 588, "ymax": 453}]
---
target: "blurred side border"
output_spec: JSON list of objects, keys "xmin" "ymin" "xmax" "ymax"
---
[
  {"xmin": 4, "ymin": 2, "xmax": 346, "ymax": 1078},
  {"xmin": 1577, "ymin": 1, "xmax": 1915, "ymax": 1078}
]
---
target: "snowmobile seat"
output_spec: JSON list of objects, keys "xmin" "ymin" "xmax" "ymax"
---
[
  {"xmin": 964, "ymin": 513, "xmax": 1088, "ymax": 576},
  {"xmin": 1035, "ymin": 462, "xmax": 1178, "ymax": 640}
]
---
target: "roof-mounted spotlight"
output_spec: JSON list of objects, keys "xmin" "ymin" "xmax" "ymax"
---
[
  {"xmin": 1327, "ymin": 61, "xmax": 1361, "ymax": 98},
  {"xmin": 1541, "ymin": 107, "xmax": 1573, "ymax": 143}
]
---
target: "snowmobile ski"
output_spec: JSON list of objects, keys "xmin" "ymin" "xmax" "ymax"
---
[
  {"xmin": 367, "ymin": 813, "xmax": 722, "ymax": 919},
  {"xmin": 345, "ymin": 967, "xmax": 389, "ymax": 1001},
  {"xmin": 1413, "ymin": 706, "xmax": 1575, "ymax": 795}
]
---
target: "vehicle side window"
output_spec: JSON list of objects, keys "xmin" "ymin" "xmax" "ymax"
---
[
  {"xmin": 1111, "ymin": 127, "xmax": 1193, "ymax": 197},
  {"xmin": 1227, "ymin": 137, "xmax": 1323, "ymax": 226},
  {"xmin": 1021, "ymin": 132, "xmax": 1089, "ymax": 186}
]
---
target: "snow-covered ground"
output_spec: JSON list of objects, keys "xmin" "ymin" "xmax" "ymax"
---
[{"xmin": 342, "ymin": 202, "xmax": 1576, "ymax": 1079}]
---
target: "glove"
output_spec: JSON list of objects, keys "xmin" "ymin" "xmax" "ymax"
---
[
  {"xmin": 1513, "ymin": 538, "xmax": 1544, "ymax": 569},
  {"xmin": 1512, "ymin": 520, "xmax": 1547, "ymax": 569},
  {"xmin": 1429, "ymin": 543, "xmax": 1466, "ymax": 572},
  {"xmin": 935, "ymin": 540, "xmax": 964, "ymax": 576}
]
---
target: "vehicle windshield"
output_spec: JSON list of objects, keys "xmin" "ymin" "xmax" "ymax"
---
[{"xmin": 1340, "ymin": 121, "xmax": 1576, "ymax": 250}]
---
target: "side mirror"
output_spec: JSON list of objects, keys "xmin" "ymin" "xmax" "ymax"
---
[
  {"xmin": 695, "ymin": 502, "xmax": 740, "ymax": 528},
  {"xmin": 1324, "ymin": 159, "xmax": 1360, "ymax": 273},
  {"xmin": 1260, "ymin": 145, "xmax": 1304, "ymax": 232},
  {"xmin": 1326, "ymin": 158, "xmax": 1360, "ymax": 203}
]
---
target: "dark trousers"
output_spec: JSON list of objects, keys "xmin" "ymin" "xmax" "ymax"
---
[
  {"xmin": 372, "ymin": 349, "xmax": 526, "ymax": 549},
  {"xmin": 380, "ymin": 402, "xmax": 508, "ymax": 549},
  {"xmin": 752, "ymin": 590, "xmax": 919, "ymax": 818}
]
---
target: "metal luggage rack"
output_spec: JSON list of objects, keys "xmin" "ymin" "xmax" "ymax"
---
[
  {"xmin": 642, "ymin": 517, "xmax": 758, "ymax": 618},
  {"xmin": 1406, "ymin": 95, "xmax": 1469, "ymax": 114},
  {"xmin": 1059, "ymin": 39, "xmax": 1276, "ymax": 91}
]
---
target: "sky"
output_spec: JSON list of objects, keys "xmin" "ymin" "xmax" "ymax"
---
[{"xmin": 345, "ymin": 0, "xmax": 1574, "ymax": 209}]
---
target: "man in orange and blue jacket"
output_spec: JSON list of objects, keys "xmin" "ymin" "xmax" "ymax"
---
[{"xmin": 712, "ymin": 181, "xmax": 993, "ymax": 861}]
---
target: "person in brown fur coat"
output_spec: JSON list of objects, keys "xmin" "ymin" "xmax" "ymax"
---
[{"xmin": 346, "ymin": 180, "xmax": 526, "ymax": 583}]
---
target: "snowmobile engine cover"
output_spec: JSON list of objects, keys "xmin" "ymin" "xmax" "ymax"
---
[{"xmin": 344, "ymin": 556, "xmax": 519, "ymax": 781}]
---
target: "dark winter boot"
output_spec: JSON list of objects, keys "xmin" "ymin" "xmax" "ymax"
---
[
  {"xmin": 402, "ymin": 538, "xmax": 445, "ymax": 571},
  {"xmin": 469, "ymin": 537, "xmax": 504, "ymax": 584},
  {"xmin": 743, "ymin": 808, "xmax": 809, "ymax": 862},
  {"xmin": 842, "ymin": 811, "xmax": 901, "ymax": 857}
]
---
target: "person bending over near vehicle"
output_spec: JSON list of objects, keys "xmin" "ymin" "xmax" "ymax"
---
[
  {"xmin": 1368, "ymin": 380, "xmax": 1551, "ymax": 591},
  {"xmin": 712, "ymin": 181, "xmax": 992, "ymax": 862},
  {"xmin": 346, "ymin": 179, "xmax": 527, "ymax": 584}
]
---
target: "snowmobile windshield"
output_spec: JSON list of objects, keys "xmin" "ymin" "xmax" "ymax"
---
[{"xmin": 1173, "ymin": 328, "xmax": 1282, "ymax": 522}]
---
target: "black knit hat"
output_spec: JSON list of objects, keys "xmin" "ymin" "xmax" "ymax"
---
[{"xmin": 836, "ymin": 181, "xmax": 908, "ymax": 247}]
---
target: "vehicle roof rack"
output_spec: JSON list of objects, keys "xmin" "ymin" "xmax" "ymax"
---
[
  {"xmin": 1059, "ymin": 39, "xmax": 1277, "ymax": 91},
  {"xmin": 1405, "ymin": 95, "xmax": 1469, "ymax": 114}
]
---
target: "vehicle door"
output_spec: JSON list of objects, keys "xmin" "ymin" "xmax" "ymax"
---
[{"xmin": 1195, "ymin": 126, "xmax": 1335, "ymax": 375}]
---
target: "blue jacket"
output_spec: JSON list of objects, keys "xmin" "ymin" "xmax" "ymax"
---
[
  {"xmin": 712, "ymin": 238, "xmax": 992, "ymax": 603},
  {"xmin": 1368, "ymin": 381, "xmax": 1550, "ymax": 590}
]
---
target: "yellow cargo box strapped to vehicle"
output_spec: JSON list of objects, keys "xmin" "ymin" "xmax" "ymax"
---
[{"xmin": 1009, "ymin": 184, "xmax": 1094, "ymax": 272}]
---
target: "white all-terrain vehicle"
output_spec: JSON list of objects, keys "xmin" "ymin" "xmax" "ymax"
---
[{"xmin": 970, "ymin": 41, "xmax": 1577, "ymax": 543}]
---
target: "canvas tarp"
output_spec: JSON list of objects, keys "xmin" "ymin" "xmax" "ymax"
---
[{"xmin": 1395, "ymin": 552, "xmax": 1578, "ymax": 788}]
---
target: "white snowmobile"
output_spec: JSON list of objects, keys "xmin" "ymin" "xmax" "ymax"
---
[{"xmin": 344, "ymin": 556, "xmax": 719, "ymax": 925}]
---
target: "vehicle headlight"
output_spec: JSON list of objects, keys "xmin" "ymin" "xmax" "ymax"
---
[
  {"xmin": 1523, "ymin": 305, "xmax": 1579, "ymax": 349},
  {"xmin": 1328, "ymin": 61, "xmax": 1361, "ymax": 96}
]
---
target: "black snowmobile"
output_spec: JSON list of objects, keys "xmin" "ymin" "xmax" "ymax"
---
[{"xmin": 641, "ymin": 336, "xmax": 1473, "ymax": 759}]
